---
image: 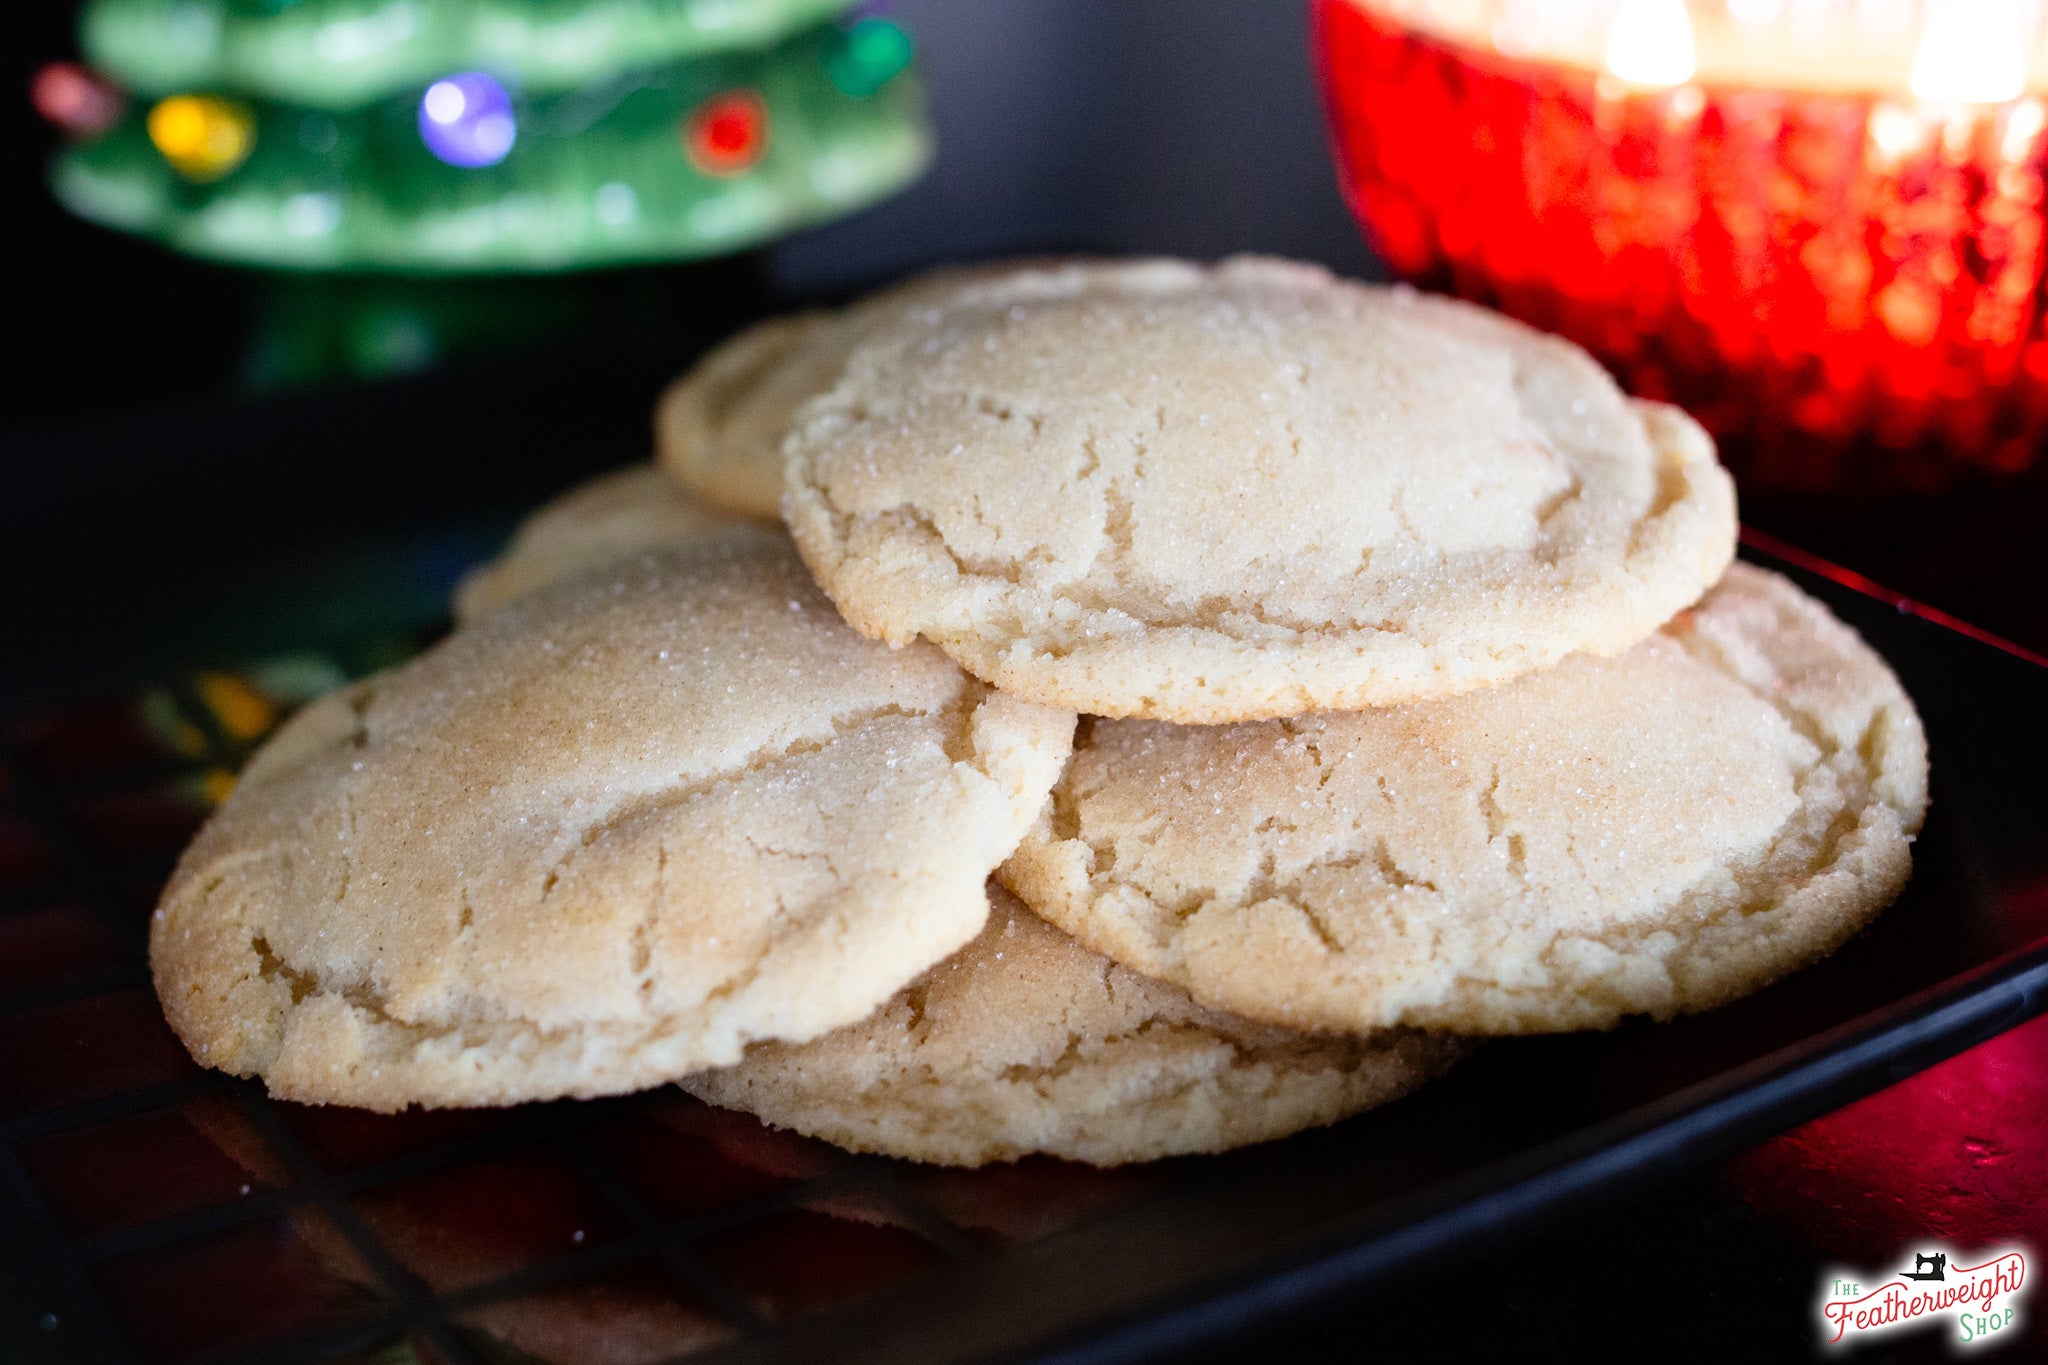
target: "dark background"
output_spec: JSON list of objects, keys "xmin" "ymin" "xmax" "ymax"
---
[
  {"xmin": 0, "ymin": 0, "xmax": 1382, "ymax": 704},
  {"xmin": 0, "ymin": 1, "xmax": 1373, "ymax": 437},
  {"xmin": 3, "ymin": 3, "xmax": 2042, "ymax": 1361}
]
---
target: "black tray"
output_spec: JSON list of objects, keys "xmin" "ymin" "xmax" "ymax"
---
[
  {"xmin": 3, "ymin": 361, "xmax": 2045, "ymax": 1363},
  {"xmin": 707, "ymin": 535, "xmax": 2048, "ymax": 1365}
]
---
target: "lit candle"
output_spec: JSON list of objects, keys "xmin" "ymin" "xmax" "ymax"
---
[{"xmin": 1314, "ymin": 0, "xmax": 2048, "ymax": 490}]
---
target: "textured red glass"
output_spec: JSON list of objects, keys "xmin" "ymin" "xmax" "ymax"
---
[
  {"xmin": 348, "ymin": 1147, "xmax": 630, "ymax": 1294},
  {"xmin": 589, "ymin": 1106, "xmax": 805, "ymax": 1223},
  {"xmin": 20, "ymin": 1098, "xmax": 279, "ymax": 1237},
  {"xmin": 1313, "ymin": 0, "xmax": 2048, "ymax": 491},
  {"xmin": 93, "ymin": 1216, "xmax": 377, "ymax": 1362},
  {"xmin": 274, "ymin": 1098, "xmax": 513, "ymax": 1172},
  {"xmin": 0, "ymin": 990, "xmax": 196, "ymax": 1118},
  {"xmin": 0, "ymin": 902, "xmax": 122, "ymax": 993},
  {"xmin": 450, "ymin": 1260, "xmax": 731, "ymax": 1365},
  {"xmin": 904, "ymin": 1156, "xmax": 1165, "ymax": 1248},
  {"xmin": 698, "ymin": 1209, "xmax": 947, "ymax": 1317}
]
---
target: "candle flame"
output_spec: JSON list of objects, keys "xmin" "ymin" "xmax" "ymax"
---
[
  {"xmin": 1868, "ymin": 103, "xmax": 1928, "ymax": 161},
  {"xmin": 2004, "ymin": 97, "xmax": 2047, "ymax": 157},
  {"xmin": 1605, "ymin": 0, "xmax": 1696, "ymax": 88},
  {"xmin": 1911, "ymin": 0, "xmax": 2030, "ymax": 103},
  {"xmin": 1725, "ymin": 0, "xmax": 1782, "ymax": 26}
]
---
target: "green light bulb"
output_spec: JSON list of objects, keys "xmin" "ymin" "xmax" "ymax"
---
[{"xmin": 826, "ymin": 17, "xmax": 913, "ymax": 98}]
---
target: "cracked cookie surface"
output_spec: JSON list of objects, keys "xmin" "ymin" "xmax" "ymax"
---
[
  {"xmin": 656, "ymin": 263, "xmax": 1031, "ymax": 519},
  {"xmin": 452, "ymin": 464, "xmax": 745, "ymax": 625},
  {"xmin": 1001, "ymin": 565, "xmax": 1928, "ymax": 1034},
  {"xmin": 683, "ymin": 885, "xmax": 1468, "ymax": 1166},
  {"xmin": 151, "ymin": 529, "xmax": 1077, "ymax": 1110},
  {"xmin": 783, "ymin": 256, "xmax": 1737, "ymax": 722}
]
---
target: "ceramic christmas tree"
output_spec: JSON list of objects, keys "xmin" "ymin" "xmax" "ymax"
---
[{"xmin": 38, "ymin": 0, "xmax": 928, "ymax": 272}]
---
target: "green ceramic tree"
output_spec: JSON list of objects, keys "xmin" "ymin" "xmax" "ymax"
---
[{"xmin": 44, "ymin": 0, "xmax": 928, "ymax": 271}]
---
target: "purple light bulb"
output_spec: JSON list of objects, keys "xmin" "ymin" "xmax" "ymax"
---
[{"xmin": 418, "ymin": 72, "xmax": 516, "ymax": 168}]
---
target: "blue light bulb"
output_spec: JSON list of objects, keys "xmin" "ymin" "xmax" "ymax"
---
[{"xmin": 418, "ymin": 73, "xmax": 516, "ymax": 168}]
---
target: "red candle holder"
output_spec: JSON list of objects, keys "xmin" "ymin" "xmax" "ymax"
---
[{"xmin": 1314, "ymin": 0, "xmax": 2048, "ymax": 492}]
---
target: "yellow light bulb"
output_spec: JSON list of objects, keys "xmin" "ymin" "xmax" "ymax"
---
[{"xmin": 147, "ymin": 95, "xmax": 256, "ymax": 182}]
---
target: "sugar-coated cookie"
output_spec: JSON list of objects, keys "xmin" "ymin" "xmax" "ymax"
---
[
  {"xmin": 152, "ymin": 530, "xmax": 1076, "ymax": 1110},
  {"xmin": 452, "ymin": 464, "xmax": 742, "ymax": 624},
  {"xmin": 783, "ymin": 256, "xmax": 1737, "ymax": 722},
  {"xmin": 684, "ymin": 885, "xmax": 1468, "ymax": 1166},
  {"xmin": 655, "ymin": 313, "xmax": 829, "ymax": 519},
  {"xmin": 655, "ymin": 262, "xmax": 1035, "ymax": 519},
  {"xmin": 1002, "ymin": 565, "xmax": 1928, "ymax": 1034}
]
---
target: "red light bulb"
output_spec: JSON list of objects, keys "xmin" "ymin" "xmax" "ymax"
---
[
  {"xmin": 31, "ymin": 62, "xmax": 124, "ymax": 139},
  {"xmin": 686, "ymin": 91, "xmax": 766, "ymax": 176}
]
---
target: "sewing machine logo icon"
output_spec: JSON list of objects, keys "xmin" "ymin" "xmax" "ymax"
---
[{"xmin": 1902, "ymin": 1252, "xmax": 1948, "ymax": 1283}]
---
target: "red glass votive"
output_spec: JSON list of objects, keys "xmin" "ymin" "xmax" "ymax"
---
[{"xmin": 1314, "ymin": 0, "xmax": 2048, "ymax": 491}]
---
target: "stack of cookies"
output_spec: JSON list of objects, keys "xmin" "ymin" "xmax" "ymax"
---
[{"xmin": 152, "ymin": 258, "xmax": 1929, "ymax": 1168}]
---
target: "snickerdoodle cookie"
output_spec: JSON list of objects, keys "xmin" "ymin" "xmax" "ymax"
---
[
  {"xmin": 655, "ymin": 262, "xmax": 1030, "ymax": 518},
  {"xmin": 684, "ymin": 885, "xmax": 1467, "ymax": 1166},
  {"xmin": 1001, "ymin": 565, "xmax": 1927, "ymax": 1034},
  {"xmin": 655, "ymin": 312, "xmax": 828, "ymax": 519},
  {"xmin": 452, "ymin": 464, "xmax": 741, "ymax": 624},
  {"xmin": 153, "ymin": 530, "xmax": 1076, "ymax": 1110},
  {"xmin": 783, "ymin": 256, "xmax": 1736, "ymax": 722}
]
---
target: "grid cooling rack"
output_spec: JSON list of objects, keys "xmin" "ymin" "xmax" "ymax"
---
[{"xmin": 0, "ymin": 664, "xmax": 1162, "ymax": 1365}]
